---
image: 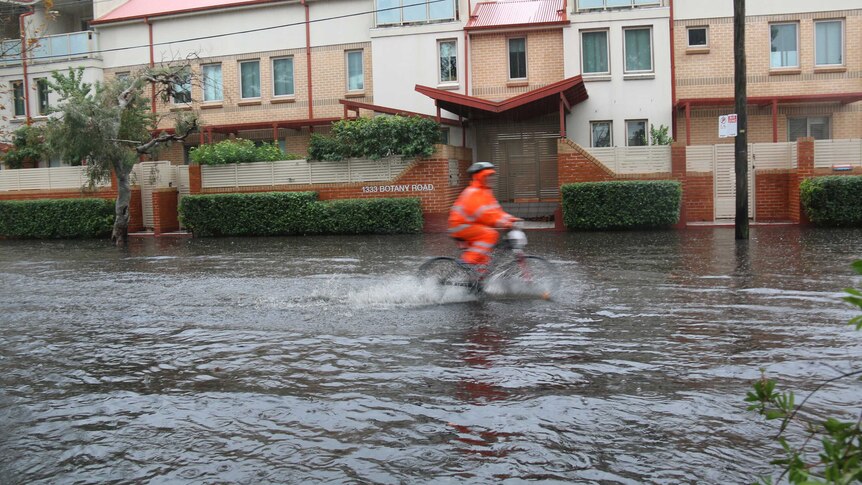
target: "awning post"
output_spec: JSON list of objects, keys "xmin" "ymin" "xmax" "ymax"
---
[{"xmin": 772, "ymin": 99, "xmax": 778, "ymax": 143}]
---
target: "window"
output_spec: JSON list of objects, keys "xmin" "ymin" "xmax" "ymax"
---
[
  {"xmin": 273, "ymin": 57, "xmax": 294, "ymax": 96},
  {"xmin": 440, "ymin": 128, "xmax": 450, "ymax": 145},
  {"xmin": 11, "ymin": 81, "xmax": 25, "ymax": 117},
  {"xmin": 375, "ymin": 0, "xmax": 456, "ymax": 26},
  {"xmin": 624, "ymin": 27, "xmax": 652, "ymax": 73},
  {"xmin": 590, "ymin": 121, "xmax": 612, "ymax": 147},
  {"xmin": 36, "ymin": 78, "xmax": 49, "ymax": 116},
  {"xmin": 172, "ymin": 73, "xmax": 191, "ymax": 104},
  {"xmin": 577, "ymin": 0, "xmax": 661, "ymax": 11},
  {"xmin": 687, "ymin": 27, "xmax": 707, "ymax": 48},
  {"xmin": 788, "ymin": 117, "xmax": 830, "ymax": 141},
  {"xmin": 815, "ymin": 20, "xmax": 843, "ymax": 66},
  {"xmin": 438, "ymin": 39, "xmax": 457, "ymax": 84},
  {"xmin": 202, "ymin": 64, "xmax": 223, "ymax": 102},
  {"xmin": 626, "ymin": 120, "xmax": 647, "ymax": 146},
  {"xmin": 240, "ymin": 60, "xmax": 261, "ymax": 98},
  {"xmin": 346, "ymin": 50, "xmax": 364, "ymax": 91},
  {"xmin": 581, "ymin": 30, "xmax": 609, "ymax": 75},
  {"xmin": 508, "ymin": 37, "xmax": 527, "ymax": 80},
  {"xmin": 770, "ymin": 23, "xmax": 798, "ymax": 69},
  {"xmin": 115, "ymin": 72, "xmax": 130, "ymax": 81}
]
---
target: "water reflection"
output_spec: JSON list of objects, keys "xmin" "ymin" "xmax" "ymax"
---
[{"xmin": 0, "ymin": 226, "xmax": 860, "ymax": 483}]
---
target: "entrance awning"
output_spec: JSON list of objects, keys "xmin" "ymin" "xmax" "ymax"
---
[
  {"xmin": 415, "ymin": 75, "xmax": 588, "ymax": 137},
  {"xmin": 675, "ymin": 92, "xmax": 862, "ymax": 144}
]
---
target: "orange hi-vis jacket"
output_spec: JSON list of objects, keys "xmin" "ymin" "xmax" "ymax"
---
[{"xmin": 448, "ymin": 173, "xmax": 517, "ymax": 235}]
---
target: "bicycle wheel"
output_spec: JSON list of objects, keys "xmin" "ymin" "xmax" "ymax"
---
[
  {"xmin": 417, "ymin": 257, "xmax": 478, "ymax": 299},
  {"xmin": 490, "ymin": 255, "xmax": 559, "ymax": 299}
]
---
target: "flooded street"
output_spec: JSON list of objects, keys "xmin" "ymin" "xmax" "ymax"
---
[{"xmin": 1, "ymin": 227, "xmax": 861, "ymax": 484}]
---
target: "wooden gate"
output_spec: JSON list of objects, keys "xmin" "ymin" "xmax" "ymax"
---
[
  {"xmin": 134, "ymin": 161, "xmax": 174, "ymax": 230},
  {"xmin": 713, "ymin": 145, "xmax": 754, "ymax": 220}
]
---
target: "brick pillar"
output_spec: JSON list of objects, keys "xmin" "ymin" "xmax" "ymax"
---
[
  {"xmin": 128, "ymin": 187, "xmax": 144, "ymax": 233},
  {"xmin": 152, "ymin": 188, "xmax": 179, "ymax": 235},
  {"xmin": 188, "ymin": 164, "xmax": 202, "ymax": 194},
  {"xmin": 790, "ymin": 137, "xmax": 814, "ymax": 224},
  {"xmin": 671, "ymin": 142, "xmax": 687, "ymax": 228}
]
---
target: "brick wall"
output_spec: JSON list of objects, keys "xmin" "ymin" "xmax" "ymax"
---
[
  {"xmin": 152, "ymin": 188, "xmax": 179, "ymax": 235},
  {"xmin": 188, "ymin": 145, "xmax": 472, "ymax": 233},
  {"xmin": 754, "ymin": 169, "xmax": 792, "ymax": 221},
  {"xmin": 469, "ymin": 29, "xmax": 564, "ymax": 100}
]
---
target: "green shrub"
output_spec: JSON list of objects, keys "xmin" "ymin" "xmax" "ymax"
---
[
  {"xmin": 179, "ymin": 192, "xmax": 422, "ymax": 236},
  {"xmin": 800, "ymin": 176, "xmax": 862, "ymax": 227},
  {"xmin": 311, "ymin": 198, "xmax": 423, "ymax": 234},
  {"xmin": 189, "ymin": 138, "xmax": 301, "ymax": 165},
  {"xmin": 0, "ymin": 198, "xmax": 114, "ymax": 238},
  {"xmin": 1, "ymin": 125, "xmax": 48, "ymax": 169},
  {"xmin": 308, "ymin": 115, "xmax": 441, "ymax": 161},
  {"xmin": 562, "ymin": 180, "xmax": 681, "ymax": 230}
]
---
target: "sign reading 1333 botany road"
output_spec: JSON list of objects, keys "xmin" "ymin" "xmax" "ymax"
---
[{"xmin": 361, "ymin": 184, "xmax": 434, "ymax": 194}]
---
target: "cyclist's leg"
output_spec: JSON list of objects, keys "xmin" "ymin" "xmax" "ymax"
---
[{"xmin": 454, "ymin": 225, "xmax": 499, "ymax": 272}]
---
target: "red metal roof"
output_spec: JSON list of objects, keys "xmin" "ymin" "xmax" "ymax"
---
[
  {"xmin": 415, "ymin": 76, "xmax": 587, "ymax": 120},
  {"xmin": 466, "ymin": 0, "xmax": 567, "ymax": 31},
  {"xmin": 92, "ymin": 0, "xmax": 280, "ymax": 24}
]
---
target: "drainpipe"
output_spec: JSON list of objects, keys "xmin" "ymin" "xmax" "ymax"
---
[
  {"xmin": 669, "ymin": 0, "xmax": 677, "ymax": 141},
  {"xmin": 20, "ymin": 8, "xmax": 36, "ymax": 125},
  {"xmin": 302, "ymin": 0, "xmax": 313, "ymax": 120},
  {"xmin": 146, "ymin": 17, "xmax": 156, "ymax": 114}
]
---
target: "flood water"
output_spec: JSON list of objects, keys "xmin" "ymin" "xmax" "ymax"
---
[{"xmin": 1, "ymin": 227, "xmax": 861, "ymax": 484}]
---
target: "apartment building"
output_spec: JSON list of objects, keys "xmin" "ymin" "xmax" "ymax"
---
[
  {"xmin": 673, "ymin": 0, "xmax": 862, "ymax": 145},
  {"xmin": 0, "ymin": 0, "xmax": 101, "ymax": 166}
]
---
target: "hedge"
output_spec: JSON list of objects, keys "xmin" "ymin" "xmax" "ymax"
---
[
  {"xmin": 179, "ymin": 192, "xmax": 423, "ymax": 236},
  {"xmin": 307, "ymin": 115, "xmax": 441, "ymax": 161},
  {"xmin": 561, "ymin": 180, "xmax": 681, "ymax": 230},
  {"xmin": 800, "ymin": 176, "xmax": 862, "ymax": 227},
  {"xmin": 0, "ymin": 198, "xmax": 114, "ymax": 238},
  {"xmin": 189, "ymin": 138, "xmax": 302, "ymax": 165}
]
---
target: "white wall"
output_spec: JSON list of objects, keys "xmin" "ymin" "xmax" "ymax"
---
[
  {"xmin": 674, "ymin": 0, "xmax": 861, "ymax": 20},
  {"xmin": 371, "ymin": 23, "xmax": 464, "ymax": 117},
  {"xmin": 564, "ymin": 8, "xmax": 673, "ymax": 147},
  {"xmin": 309, "ymin": 0, "xmax": 374, "ymax": 46}
]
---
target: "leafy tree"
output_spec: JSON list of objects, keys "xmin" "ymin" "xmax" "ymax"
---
[
  {"xmin": 308, "ymin": 115, "xmax": 441, "ymax": 161},
  {"xmin": 44, "ymin": 66, "xmax": 198, "ymax": 245},
  {"xmin": 0, "ymin": 125, "xmax": 48, "ymax": 169},
  {"xmin": 650, "ymin": 124, "xmax": 673, "ymax": 146},
  {"xmin": 746, "ymin": 260, "xmax": 862, "ymax": 484}
]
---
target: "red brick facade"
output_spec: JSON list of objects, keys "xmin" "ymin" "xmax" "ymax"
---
[{"xmin": 152, "ymin": 188, "xmax": 180, "ymax": 235}]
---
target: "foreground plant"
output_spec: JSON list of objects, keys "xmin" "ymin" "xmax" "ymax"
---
[{"xmin": 746, "ymin": 260, "xmax": 862, "ymax": 484}]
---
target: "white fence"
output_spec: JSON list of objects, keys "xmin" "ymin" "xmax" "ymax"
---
[
  {"xmin": 686, "ymin": 142, "xmax": 797, "ymax": 172},
  {"xmin": 0, "ymin": 166, "xmax": 111, "ymax": 191},
  {"xmin": 584, "ymin": 146, "xmax": 671, "ymax": 174},
  {"xmin": 815, "ymin": 139, "xmax": 862, "ymax": 168},
  {"xmin": 201, "ymin": 157, "xmax": 414, "ymax": 189}
]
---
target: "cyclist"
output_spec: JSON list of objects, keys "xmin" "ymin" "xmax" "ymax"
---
[{"xmin": 448, "ymin": 162, "xmax": 520, "ymax": 274}]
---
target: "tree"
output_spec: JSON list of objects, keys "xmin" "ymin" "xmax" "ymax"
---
[
  {"xmin": 44, "ymin": 66, "xmax": 198, "ymax": 246},
  {"xmin": 746, "ymin": 260, "xmax": 862, "ymax": 484}
]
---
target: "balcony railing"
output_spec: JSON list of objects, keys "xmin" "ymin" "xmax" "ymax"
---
[
  {"xmin": 0, "ymin": 31, "xmax": 99, "ymax": 68},
  {"xmin": 576, "ymin": 0, "xmax": 662, "ymax": 11}
]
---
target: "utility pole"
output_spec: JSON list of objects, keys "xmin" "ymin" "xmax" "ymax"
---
[{"xmin": 734, "ymin": 0, "xmax": 749, "ymax": 239}]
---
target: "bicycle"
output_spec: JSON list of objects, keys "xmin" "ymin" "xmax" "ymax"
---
[{"xmin": 417, "ymin": 227, "xmax": 559, "ymax": 301}]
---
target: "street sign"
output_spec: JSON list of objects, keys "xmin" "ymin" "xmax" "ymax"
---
[{"xmin": 718, "ymin": 114, "xmax": 738, "ymax": 138}]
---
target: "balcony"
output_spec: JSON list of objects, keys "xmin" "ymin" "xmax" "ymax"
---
[
  {"xmin": 0, "ymin": 31, "xmax": 99, "ymax": 68},
  {"xmin": 575, "ymin": 0, "xmax": 662, "ymax": 11}
]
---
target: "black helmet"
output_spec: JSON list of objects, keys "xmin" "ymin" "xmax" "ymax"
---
[{"xmin": 467, "ymin": 162, "xmax": 495, "ymax": 175}]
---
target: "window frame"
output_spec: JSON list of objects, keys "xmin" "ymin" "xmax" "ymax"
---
[
  {"xmin": 507, "ymin": 37, "xmax": 528, "ymax": 81},
  {"xmin": 437, "ymin": 38, "xmax": 458, "ymax": 85},
  {"xmin": 787, "ymin": 116, "xmax": 831, "ymax": 141},
  {"xmin": 814, "ymin": 19, "xmax": 844, "ymax": 67},
  {"xmin": 346, "ymin": 49, "xmax": 365, "ymax": 92},
  {"xmin": 36, "ymin": 78, "xmax": 49, "ymax": 116},
  {"xmin": 590, "ymin": 120, "xmax": 613, "ymax": 148},
  {"xmin": 171, "ymin": 73, "xmax": 192, "ymax": 104},
  {"xmin": 375, "ymin": 0, "xmax": 457, "ymax": 27},
  {"xmin": 272, "ymin": 56, "xmax": 296, "ymax": 97},
  {"xmin": 581, "ymin": 29, "xmax": 610, "ymax": 76},
  {"xmin": 201, "ymin": 63, "xmax": 223, "ymax": 102},
  {"xmin": 11, "ymin": 80, "xmax": 25, "ymax": 117},
  {"xmin": 686, "ymin": 26, "xmax": 708, "ymax": 48},
  {"xmin": 576, "ymin": 0, "xmax": 661, "ymax": 12},
  {"xmin": 622, "ymin": 26, "xmax": 653, "ymax": 74},
  {"xmin": 769, "ymin": 22, "xmax": 800, "ymax": 70},
  {"xmin": 239, "ymin": 60, "xmax": 261, "ymax": 99},
  {"xmin": 625, "ymin": 119, "xmax": 648, "ymax": 146}
]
